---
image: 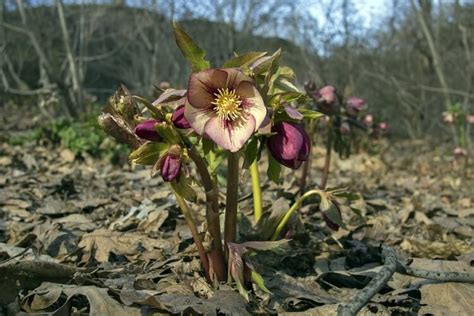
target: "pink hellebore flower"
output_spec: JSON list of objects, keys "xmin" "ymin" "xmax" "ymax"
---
[
  {"xmin": 267, "ymin": 122, "xmax": 310, "ymax": 169},
  {"xmin": 317, "ymin": 86, "xmax": 336, "ymax": 104},
  {"xmin": 184, "ymin": 68, "xmax": 266, "ymax": 152},
  {"xmin": 172, "ymin": 105, "xmax": 191, "ymax": 129},
  {"xmin": 346, "ymin": 97, "xmax": 365, "ymax": 116},
  {"xmin": 467, "ymin": 115, "xmax": 474, "ymax": 124},
  {"xmin": 453, "ymin": 147, "xmax": 467, "ymax": 158},
  {"xmin": 134, "ymin": 119, "xmax": 161, "ymax": 141},
  {"xmin": 378, "ymin": 122, "xmax": 387, "ymax": 130},
  {"xmin": 363, "ymin": 114, "xmax": 373, "ymax": 126}
]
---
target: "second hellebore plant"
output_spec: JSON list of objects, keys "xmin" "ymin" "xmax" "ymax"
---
[{"xmin": 98, "ymin": 23, "xmax": 360, "ymax": 300}]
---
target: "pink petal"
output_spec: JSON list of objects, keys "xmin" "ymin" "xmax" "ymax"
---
[
  {"xmin": 187, "ymin": 69, "xmax": 228, "ymax": 109},
  {"xmin": 184, "ymin": 100, "xmax": 215, "ymax": 134},
  {"xmin": 236, "ymin": 81, "xmax": 266, "ymax": 130},
  {"xmin": 204, "ymin": 115, "xmax": 256, "ymax": 152}
]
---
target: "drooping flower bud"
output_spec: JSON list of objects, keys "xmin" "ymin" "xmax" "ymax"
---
[
  {"xmin": 466, "ymin": 115, "xmax": 474, "ymax": 124},
  {"xmin": 443, "ymin": 112, "xmax": 454, "ymax": 124},
  {"xmin": 134, "ymin": 119, "xmax": 161, "ymax": 141},
  {"xmin": 267, "ymin": 122, "xmax": 310, "ymax": 169},
  {"xmin": 322, "ymin": 211, "xmax": 340, "ymax": 231},
  {"xmin": 363, "ymin": 114, "xmax": 373, "ymax": 126},
  {"xmin": 161, "ymin": 153, "xmax": 181, "ymax": 182},
  {"xmin": 346, "ymin": 97, "xmax": 365, "ymax": 116},
  {"xmin": 172, "ymin": 105, "xmax": 191, "ymax": 129}
]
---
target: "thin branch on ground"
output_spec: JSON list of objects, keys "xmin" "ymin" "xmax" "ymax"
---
[
  {"xmin": 337, "ymin": 245, "xmax": 397, "ymax": 316},
  {"xmin": 396, "ymin": 261, "xmax": 474, "ymax": 283}
]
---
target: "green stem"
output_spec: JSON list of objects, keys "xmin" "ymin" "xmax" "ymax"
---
[
  {"xmin": 299, "ymin": 119, "xmax": 316, "ymax": 193},
  {"xmin": 320, "ymin": 119, "xmax": 334, "ymax": 190},
  {"xmin": 250, "ymin": 160, "xmax": 263, "ymax": 222},
  {"xmin": 187, "ymin": 147, "xmax": 226, "ymax": 282},
  {"xmin": 271, "ymin": 189, "xmax": 322, "ymax": 240},
  {"xmin": 173, "ymin": 190, "xmax": 211, "ymax": 282},
  {"xmin": 224, "ymin": 152, "xmax": 240, "ymax": 255}
]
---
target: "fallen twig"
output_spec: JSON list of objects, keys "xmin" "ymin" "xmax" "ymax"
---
[
  {"xmin": 337, "ymin": 245, "xmax": 397, "ymax": 316},
  {"xmin": 396, "ymin": 261, "xmax": 474, "ymax": 283}
]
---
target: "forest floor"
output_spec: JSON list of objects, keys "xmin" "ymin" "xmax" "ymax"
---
[{"xmin": 1, "ymin": 127, "xmax": 474, "ymax": 314}]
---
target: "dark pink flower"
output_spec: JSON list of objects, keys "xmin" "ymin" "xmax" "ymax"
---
[
  {"xmin": 317, "ymin": 86, "xmax": 336, "ymax": 104},
  {"xmin": 134, "ymin": 119, "xmax": 161, "ymax": 141},
  {"xmin": 184, "ymin": 68, "xmax": 266, "ymax": 152},
  {"xmin": 346, "ymin": 97, "xmax": 365, "ymax": 116},
  {"xmin": 172, "ymin": 105, "xmax": 191, "ymax": 129},
  {"xmin": 161, "ymin": 153, "xmax": 181, "ymax": 182},
  {"xmin": 267, "ymin": 122, "xmax": 310, "ymax": 169}
]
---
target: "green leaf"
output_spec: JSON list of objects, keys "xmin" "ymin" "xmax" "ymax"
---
[
  {"xmin": 173, "ymin": 23, "xmax": 210, "ymax": 72},
  {"xmin": 267, "ymin": 153, "xmax": 281, "ymax": 184},
  {"xmin": 129, "ymin": 142, "xmax": 168, "ymax": 165},
  {"xmin": 298, "ymin": 109, "xmax": 325, "ymax": 120},
  {"xmin": 251, "ymin": 270, "xmax": 272, "ymax": 294},
  {"xmin": 252, "ymin": 49, "xmax": 281, "ymax": 75},
  {"xmin": 222, "ymin": 52, "xmax": 267, "ymax": 68},
  {"xmin": 242, "ymin": 137, "xmax": 258, "ymax": 169}
]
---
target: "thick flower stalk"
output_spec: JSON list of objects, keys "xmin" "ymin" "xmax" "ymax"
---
[
  {"xmin": 185, "ymin": 68, "xmax": 267, "ymax": 152},
  {"xmin": 267, "ymin": 121, "xmax": 310, "ymax": 169}
]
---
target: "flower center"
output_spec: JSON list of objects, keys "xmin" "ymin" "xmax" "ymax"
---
[{"xmin": 211, "ymin": 88, "xmax": 242, "ymax": 121}]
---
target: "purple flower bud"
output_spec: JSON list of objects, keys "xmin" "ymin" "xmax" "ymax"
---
[
  {"xmin": 267, "ymin": 122, "xmax": 310, "ymax": 169},
  {"xmin": 134, "ymin": 119, "xmax": 161, "ymax": 141},
  {"xmin": 346, "ymin": 97, "xmax": 365, "ymax": 116},
  {"xmin": 172, "ymin": 105, "xmax": 191, "ymax": 129},
  {"xmin": 161, "ymin": 154, "xmax": 181, "ymax": 182}
]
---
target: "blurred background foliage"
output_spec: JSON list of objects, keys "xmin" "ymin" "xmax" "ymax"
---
[{"xmin": 1, "ymin": 0, "xmax": 473, "ymax": 142}]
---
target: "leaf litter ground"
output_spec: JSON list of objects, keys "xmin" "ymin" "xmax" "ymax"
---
[{"xmin": 0, "ymin": 138, "xmax": 473, "ymax": 315}]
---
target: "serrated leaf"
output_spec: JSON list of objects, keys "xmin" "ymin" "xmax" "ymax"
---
[
  {"xmin": 222, "ymin": 52, "xmax": 267, "ymax": 68},
  {"xmin": 173, "ymin": 23, "xmax": 210, "ymax": 72},
  {"xmin": 129, "ymin": 142, "xmax": 168, "ymax": 165}
]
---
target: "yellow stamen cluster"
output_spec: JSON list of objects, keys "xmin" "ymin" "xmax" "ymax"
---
[{"xmin": 211, "ymin": 88, "xmax": 242, "ymax": 121}]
